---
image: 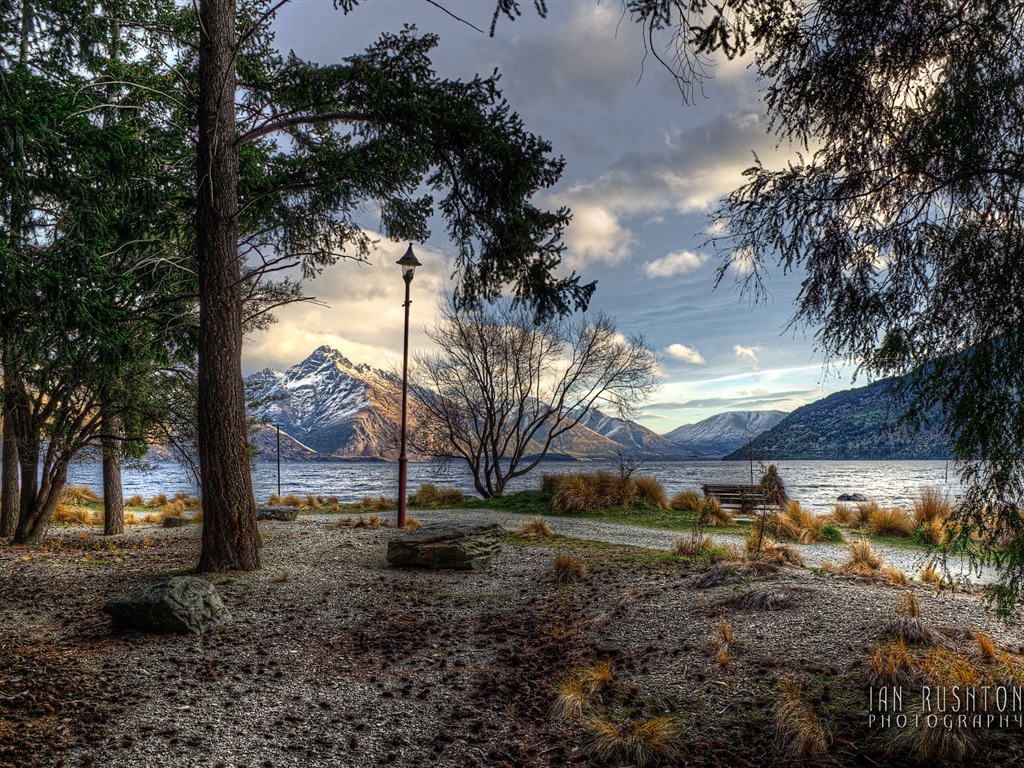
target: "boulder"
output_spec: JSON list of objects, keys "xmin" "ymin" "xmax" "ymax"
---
[
  {"xmin": 162, "ymin": 515, "xmax": 190, "ymax": 528},
  {"xmin": 257, "ymin": 506, "xmax": 298, "ymax": 521},
  {"xmin": 386, "ymin": 522, "xmax": 505, "ymax": 570},
  {"xmin": 104, "ymin": 576, "xmax": 231, "ymax": 635},
  {"xmin": 837, "ymin": 493, "xmax": 868, "ymax": 502}
]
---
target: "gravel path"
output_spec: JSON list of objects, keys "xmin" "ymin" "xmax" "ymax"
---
[{"xmin": 316, "ymin": 507, "xmax": 1000, "ymax": 585}]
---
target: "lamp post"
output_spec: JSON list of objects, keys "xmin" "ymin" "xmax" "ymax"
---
[
  {"xmin": 273, "ymin": 422, "xmax": 282, "ymax": 498},
  {"xmin": 396, "ymin": 243, "xmax": 421, "ymax": 529}
]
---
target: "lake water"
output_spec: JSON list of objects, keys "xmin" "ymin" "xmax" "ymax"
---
[{"xmin": 65, "ymin": 458, "xmax": 962, "ymax": 513}]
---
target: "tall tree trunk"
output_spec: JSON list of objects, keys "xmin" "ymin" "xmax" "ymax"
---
[
  {"xmin": 0, "ymin": 409, "xmax": 18, "ymax": 538},
  {"xmin": 14, "ymin": 460, "xmax": 67, "ymax": 545},
  {"xmin": 101, "ymin": 408, "xmax": 123, "ymax": 536},
  {"xmin": 12, "ymin": 435, "xmax": 41, "ymax": 544},
  {"xmin": 195, "ymin": 0, "xmax": 260, "ymax": 571}
]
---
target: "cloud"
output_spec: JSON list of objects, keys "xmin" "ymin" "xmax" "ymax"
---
[
  {"xmin": 733, "ymin": 344, "xmax": 764, "ymax": 370},
  {"xmin": 666, "ymin": 343, "xmax": 705, "ymax": 364},
  {"xmin": 644, "ymin": 250, "xmax": 707, "ymax": 278},
  {"xmin": 562, "ymin": 202, "xmax": 633, "ymax": 267}
]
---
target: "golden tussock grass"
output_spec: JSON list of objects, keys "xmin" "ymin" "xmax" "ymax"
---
[
  {"xmin": 553, "ymin": 553, "xmax": 587, "ymax": 583},
  {"xmin": 60, "ymin": 485, "xmax": 101, "ymax": 505},
  {"xmin": 333, "ymin": 514, "xmax": 390, "ymax": 529},
  {"xmin": 267, "ymin": 493, "xmax": 283, "ymax": 505},
  {"xmin": 552, "ymin": 474, "xmax": 598, "ymax": 514},
  {"xmin": 879, "ymin": 592, "xmax": 944, "ymax": 647},
  {"xmin": 146, "ymin": 493, "xmax": 168, "ymax": 508},
  {"xmin": 366, "ymin": 496, "xmax": 396, "ymax": 511},
  {"xmin": 698, "ymin": 496, "xmax": 734, "ymax": 526},
  {"xmin": 123, "ymin": 512, "xmax": 140, "ymax": 526},
  {"xmin": 899, "ymin": 591, "xmax": 920, "ymax": 617},
  {"xmin": 408, "ymin": 483, "xmax": 466, "ymax": 507},
  {"xmin": 304, "ymin": 494, "xmax": 321, "ymax": 510},
  {"xmin": 866, "ymin": 506, "xmax": 915, "ymax": 537},
  {"xmin": 280, "ymin": 493, "xmax": 304, "ymax": 508},
  {"xmin": 632, "ymin": 475, "xmax": 668, "ymax": 509},
  {"xmin": 551, "ymin": 675, "xmax": 588, "ymax": 721},
  {"xmin": 717, "ymin": 616, "xmax": 734, "ymax": 646},
  {"xmin": 669, "ymin": 488, "xmax": 701, "ymax": 512},
  {"xmin": 403, "ymin": 517, "xmax": 423, "ymax": 532},
  {"xmin": 326, "ymin": 495, "xmax": 338, "ymax": 505},
  {"xmin": 745, "ymin": 530, "xmax": 805, "ymax": 566},
  {"xmin": 781, "ymin": 501, "xmax": 828, "ymax": 543},
  {"xmin": 870, "ymin": 639, "xmax": 917, "ymax": 687},
  {"xmin": 839, "ymin": 538, "xmax": 884, "ymax": 579},
  {"xmin": 124, "ymin": 494, "xmax": 145, "ymax": 507},
  {"xmin": 916, "ymin": 518, "xmax": 947, "ymax": 547},
  {"xmin": 583, "ymin": 714, "xmax": 680, "ymax": 767},
  {"xmin": 673, "ymin": 533, "xmax": 714, "ymax": 557},
  {"xmin": 913, "ymin": 487, "xmax": 953, "ymax": 527},
  {"xmin": 830, "ymin": 502, "xmax": 858, "ymax": 526},
  {"xmin": 775, "ymin": 679, "xmax": 829, "ymax": 760},
  {"xmin": 516, "ymin": 516, "xmax": 553, "ymax": 538},
  {"xmin": 577, "ymin": 659, "xmax": 614, "ymax": 693},
  {"xmin": 855, "ymin": 500, "xmax": 882, "ymax": 527},
  {"xmin": 918, "ymin": 562, "xmax": 943, "ymax": 586},
  {"xmin": 51, "ymin": 503, "xmax": 100, "ymax": 525},
  {"xmin": 882, "ymin": 565, "xmax": 908, "ymax": 585},
  {"xmin": 888, "ymin": 716, "xmax": 977, "ymax": 764},
  {"xmin": 975, "ymin": 632, "xmax": 997, "ymax": 661}
]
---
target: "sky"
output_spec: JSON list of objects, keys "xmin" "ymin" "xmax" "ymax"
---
[{"xmin": 241, "ymin": 0, "xmax": 859, "ymax": 432}]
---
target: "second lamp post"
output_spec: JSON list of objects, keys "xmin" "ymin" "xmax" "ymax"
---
[{"xmin": 396, "ymin": 243, "xmax": 421, "ymax": 529}]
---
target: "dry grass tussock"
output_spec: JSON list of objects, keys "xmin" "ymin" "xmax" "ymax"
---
[
  {"xmin": 881, "ymin": 565, "xmax": 908, "ymax": 585},
  {"xmin": 173, "ymin": 492, "xmax": 201, "ymax": 509},
  {"xmin": 402, "ymin": 517, "xmax": 423, "ymax": 532},
  {"xmin": 744, "ymin": 530, "xmax": 804, "ymax": 566},
  {"xmin": 146, "ymin": 493, "xmax": 168, "ymax": 508},
  {"xmin": 697, "ymin": 496, "xmax": 734, "ymax": 526},
  {"xmin": 549, "ymin": 470, "xmax": 667, "ymax": 514},
  {"xmin": 838, "ymin": 538, "xmax": 885, "ymax": 579},
  {"xmin": 516, "ymin": 516, "xmax": 553, "ymax": 538},
  {"xmin": 775, "ymin": 679, "xmax": 829, "ymax": 759},
  {"xmin": 51, "ymin": 502, "xmax": 100, "ymax": 526},
  {"xmin": 124, "ymin": 494, "xmax": 145, "ymax": 507},
  {"xmin": 830, "ymin": 502, "xmax": 858, "ymax": 526},
  {"xmin": 975, "ymin": 631, "xmax": 997, "ymax": 661},
  {"xmin": 673, "ymin": 533, "xmax": 714, "ymax": 557},
  {"xmin": 855, "ymin": 500, "xmax": 882, "ymax": 527},
  {"xmin": 583, "ymin": 714, "xmax": 679, "ymax": 767},
  {"xmin": 553, "ymin": 553, "xmax": 587, "ymax": 583},
  {"xmin": 59, "ymin": 485, "xmax": 101, "ymax": 505},
  {"xmin": 123, "ymin": 512, "xmax": 139, "ymax": 526},
  {"xmin": 879, "ymin": 592, "xmax": 945, "ymax": 646},
  {"xmin": 732, "ymin": 587, "xmax": 793, "ymax": 611},
  {"xmin": 333, "ymin": 514, "xmax": 389, "ymax": 529},
  {"xmin": 407, "ymin": 483, "xmax": 466, "ymax": 507},
  {"xmin": 913, "ymin": 487, "xmax": 953, "ymax": 527},
  {"xmin": 918, "ymin": 562, "xmax": 943, "ymax": 586},
  {"xmin": 551, "ymin": 659, "xmax": 613, "ymax": 721},
  {"xmin": 669, "ymin": 488, "xmax": 700, "ymax": 512},
  {"xmin": 867, "ymin": 506, "xmax": 915, "ymax": 537}
]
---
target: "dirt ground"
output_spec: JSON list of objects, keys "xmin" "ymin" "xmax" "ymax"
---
[{"xmin": 1, "ymin": 518, "xmax": 1022, "ymax": 768}]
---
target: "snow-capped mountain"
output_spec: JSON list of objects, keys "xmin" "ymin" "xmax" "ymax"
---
[
  {"xmin": 573, "ymin": 408, "xmax": 690, "ymax": 459},
  {"xmin": 246, "ymin": 346, "xmax": 403, "ymax": 459},
  {"xmin": 663, "ymin": 410, "xmax": 788, "ymax": 460}
]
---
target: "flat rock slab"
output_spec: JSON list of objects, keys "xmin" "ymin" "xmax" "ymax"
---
[
  {"xmin": 162, "ymin": 516, "xmax": 190, "ymax": 528},
  {"xmin": 386, "ymin": 522, "xmax": 506, "ymax": 570},
  {"xmin": 257, "ymin": 506, "xmax": 298, "ymax": 521},
  {"xmin": 104, "ymin": 576, "xmax": 231, "ymax": 635}
]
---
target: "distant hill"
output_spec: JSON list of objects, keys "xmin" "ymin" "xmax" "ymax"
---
[
  {"xmin": 246, "ymin": 346, "xmax": 693, "ymax": 461},
  {"xmin": 664, "ymin": 410, "xmax": 788, "ymax": 459},
  {"xmin": 722, "ymin": 378, "xmax": 948, "ymax": 460}
]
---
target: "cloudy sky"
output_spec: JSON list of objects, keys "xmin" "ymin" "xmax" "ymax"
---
[{"xmin": 243, "ymin": 0, "xmax": 858, "ymax": 432}]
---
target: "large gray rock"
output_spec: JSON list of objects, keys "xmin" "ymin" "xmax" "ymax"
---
[
  {"xmin": 837, "ymin": 493, "xmax": 868, "ymax": 502},
  {"xmin": 386, "ymin": 522, "xmax": 506, "ymax": 570},
  {"xmin": 162, "ymin": 515, "xmax": 190, "ymax": 528},
  {"xmin": 104, "ymin": 577, "xmax": 231, "ymax": 635},
  {"xmin": 257, "ymin": 505, "xmax": 298, "ymax": 521}
]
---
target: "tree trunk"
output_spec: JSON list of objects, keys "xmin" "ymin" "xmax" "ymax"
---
[
  {"xmin": 101, "ymin": 409, "xmax": 124, "ymax": 536},
  {"xmin": 14, "ymin": 460, "xmax": 67, "ymax": 545},
  {"xmin": 0, "ymin": 409, "xmax": 18, "ymax": 538},
  {"xmin": 195, "ymin": 0, "xmax": 260, "ymax": 572}
]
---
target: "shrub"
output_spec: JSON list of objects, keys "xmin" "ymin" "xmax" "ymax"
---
[
  {"xmin": 913, "ymin": 519, "xmax": 947, "ymax": 547},
  {"xmin": 831, "ymin": 502, "xmax": 858, "ymax": 526},
  {"xmin": 867, "ymin": 506, "xmax": 915, "ymax": 537},
  {"xmin": 583, "ymin": 714, "xmax": 679, "ymax": 767},
  {"xmin": 517, "ymin": 516, "xmax": 553, "ymax": 538},
  {"xmin": 553, "ymin": 553, "xmax": 588, "ymax": 583},
  {"xmin": 146, "ymin": 493, "xmax": 168, "ymax": 507},
  {"xmin": 669, "ymin": 489, "xmax": 700, "ymax": 512},
  {"xmin": 913, "ymin": 487, "xmax": 953, "ymax": 527},
  {"xmin": 775, "ymin": 679, "xmax": 828, "ymax": 759},
  {"xmin": 124, "ymin": 494, "xmax": 145, "ymax": 507},
  {"xmin": 633, "ymin": 475, "xmax": 668, "ymax": 508},
  {"xmin": 820, "ymin": 523, "xmax": 846, "ymax": 543}
]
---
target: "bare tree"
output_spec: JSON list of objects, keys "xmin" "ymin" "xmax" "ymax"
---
[{"xmin": 412, "ymin": 300, "xmax": 659, "ymax": 498}]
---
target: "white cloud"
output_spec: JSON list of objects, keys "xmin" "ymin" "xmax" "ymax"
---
[
  {"xmin": 728, "ymin": 246, "xmax": 757, "ymax": 275},
  {"xmin": 666, "ymin": 343, "xmax": 705, "ymax": 364},
  {"xmin": 562, "ymin": 202, "xmax": 633, "ymax": 267},
  {"xmin": 733, "ymin": 344, "xmax": 764, "ymax": 371},
  {"xmin": 644, "ymin": 250, "xmax": 707, "ymax": 278}
]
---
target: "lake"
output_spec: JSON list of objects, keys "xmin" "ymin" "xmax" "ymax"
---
[{"xmin": 65, "ymin": 458, "xmax": 962, "ymax": 512}]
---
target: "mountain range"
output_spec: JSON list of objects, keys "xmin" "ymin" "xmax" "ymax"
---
[
  {"xmin": 722, "ymin": 377, "xmax": 949, "ymax": 460},
  {"xmin": 245, "ymin": 346, "xmax": 786, "ymax": 462}
]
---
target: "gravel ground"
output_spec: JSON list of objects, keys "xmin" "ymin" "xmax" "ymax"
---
[
  {"xmin": 314, "ymin": 507, "xmax": 1000, "ymax": 585},
  {"xmin": 1, "ymin": 516, "xmax": 1021, "ymax": 768}
]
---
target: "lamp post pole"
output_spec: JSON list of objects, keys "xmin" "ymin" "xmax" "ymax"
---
[
  {"xmin": 396, "ymin": 244, "xmax": 421, "ymax": 529},
  {"xmin": 274, "ymin": 422, "xmax": 282, "ymax": 498}
]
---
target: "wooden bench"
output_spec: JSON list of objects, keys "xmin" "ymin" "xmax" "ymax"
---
[{"xmin": 701, "ymin": 483, "xmax": 786, "ymax": 511}]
